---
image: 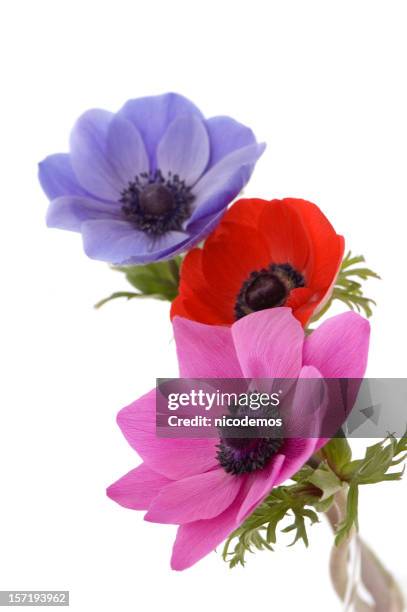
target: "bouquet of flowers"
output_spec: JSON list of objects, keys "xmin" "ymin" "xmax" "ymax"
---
[{"xmin": 39, "ymin": 92, "xmax": 406, "ymax": 610}]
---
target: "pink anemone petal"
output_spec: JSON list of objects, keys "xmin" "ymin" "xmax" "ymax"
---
[
  {"xmin": 231, "ymin": 308, "xmax": 303, "ymax": 378},
  {"xmin": 274, "ymin": 437, "xmax": 319, "ymax": 487},
  {"xmin": 281, "ymin": 365, "xmax": 327, "ymax": 438},
  {"xmin": 303, "ymin": 312, "xmax": 370, "ymax": 453},
  {"xmin": 118, "ymin": 390, "xmax": 218, "ymax": 480},
  {"xmin": 107, "ymin": 463, "xmax": 172, "ymax": 510},
  {"xmin": 303, "ymin": 311, "xmax": 370, "ymax": 378},
  {"xmin": 173, "ymin": 316, "xmax": 243, "ymax": 378},
  {"xmin": 145, "ymin": 468, "xmax": 242, "ymax": 524},
  {"xmin": 236, "ymin": 454, "xmax": 285, "ymax": 524},
  {"xmin": 170, "ymin": 487, "xmax": 248, "ymax": 571}
]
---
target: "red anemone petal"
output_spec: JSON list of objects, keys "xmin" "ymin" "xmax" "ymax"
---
[
  {"xmin": 219, "ymin": 197, "xmax": 268, "ymax": 228},
  {"xmin": 171, "ymin": 248, "xmax": 233, "ymax": 323},
  {"xmin": 285, "ymin": 199, "xmax": 344, "ymax": 288},
  {"xmin": 202, "ymin": 223, "xmax": 270, "ymax": 297},
  {"xmin": 257, "ymin": 199, "xmax": 311, "ymax": 272}
]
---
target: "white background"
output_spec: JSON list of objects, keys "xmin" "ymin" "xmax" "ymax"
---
[{"xmin": 1, "ymin": 1, "xmax": 407, "ymax": 610}]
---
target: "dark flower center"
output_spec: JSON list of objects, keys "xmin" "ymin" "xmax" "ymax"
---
[
  {"xmin": 139, "ymin": 184, "xmax": 176, "ymax": 216},
  {"xmin": 235, "ymin": 263, "xmax": 305, "ymax": 320},
  {"xmin": 245, "ymin": 271, "xmax": 287, "ymax": 310},
  {"xmin": 120, "ymin": 170, "xmax": 194, "ymax": 235},
  {"xmin": 217, "ymin": 402, "xmax": 284, "ymax": 475}
]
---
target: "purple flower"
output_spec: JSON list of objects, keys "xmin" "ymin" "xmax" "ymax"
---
[{"xmin": 39, "ymin": 93, "xmax": 265, "ymax": 264}]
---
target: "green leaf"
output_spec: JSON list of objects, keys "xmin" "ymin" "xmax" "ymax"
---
[
  {"xmin": 222, "ymin": 474, "xmax": 324, "ymax": 567},
  {"xmin": 340, "ymin": 459, "xmax": 363, "ymax": 479},
  {"xmin": 335, "ymin": 484, "xmax": 359, "ymax": 545},
  {"xmin": 96, "ymin": 256, "xmax": 183, "ymax": 307},
  {"xmin": 114, "ymin": 257, "xmax": 181, "ymax": 300},
  {"xmin": 331, "ymin": 434, "xmax": 407, "ymax": 546},
  {"xmin": 307, "ymin": 464, "xmax": 344, "ymax": 501},
  {"xmin": 291, "ymin": 465, "xmax": 315, "ymax": 482},
  {"xmin": 320, "ymin": 438, "xmax": 352, "ymax": 473},
  {"xmin": 395, "ymin": 428, "xmax": 407, "ymax": 454},
  {"xmin": 313, "ymin": 495, "xmax": 335, "ymax": 513},
  {"xmin": 94, "ymin": 291, "xmax": 148, "ymax": 309},
  {"xmin": 310, "ymin": 250, "xmax": 379, "ymax": 324}
]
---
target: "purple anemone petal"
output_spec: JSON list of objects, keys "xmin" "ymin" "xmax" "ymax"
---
[
  {"xmin": 205, "ymin": 116, "xmax": 257, "ymax": 168},
  {"xmin": 181, "ymin": 209, "xmax": 226, "ymax": 244},
  {"xmin": 70, "ymin": 110, "xmax": 148, "ymax": 201},
  {"xmin": 107, "ymin": 463, "xmax": 172, "ymax": 510},
  {"xmin": 106, "ymin": 114, "xmax": 149, "ymax": 186},
  {"xmin": 187, "ymin": 142, "xmax": 266, "ymax": 225},
  {"xmin": 231, "ymin": 308, "xmax": 303, "ymax": 378},
  {"xmin": 117, "ymin": 390, "xmax": 218, "ymax": 480},
  {"xmin": 46, "ymin": 196, "xmax": 121, "ymax": 232},
  {"xmin": 38, "ymin": 154, "xmax": 88, "ymax": 200},
  {"xmin": 157, "ymin": 115, "xmax": 210, "ymax": 185},
  {"xmin": 119, "ymin": 93, "xmax": 204, "ymax": 169},
  {"xmin": 81, "ymin": 219, "xmax": 186, "ymax": 264},
  {"xmin": 173, "ymin": 317, "xmax": 243, "ymax": 378},
  {"xmin": 145, "ymin": 468, "xmax": 241, "ymax": 524},
  {"xmin": 120, "ymin": 233, "xmax": 191, "ymax": 264}
]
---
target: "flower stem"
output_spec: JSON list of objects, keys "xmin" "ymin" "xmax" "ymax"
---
[{"xmin": 325, "ymin": 489, "xmax": 404, "ymax": 611}]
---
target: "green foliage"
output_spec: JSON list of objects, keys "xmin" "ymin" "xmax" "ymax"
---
[
  {"xmin": 330, "ymin": 432, "xmax": 407, "ymax": 543},
  {"xmin": 321, "ymin": 433, "xmax": 407, "ymax": 544},
  {"xmin": 307, "ymin": 464, "xmax": 343, "ymax": 501},
  {"xmin": 223, "ymin": 432, "xmax": 407, "ymax": 567},
  {"xmin": 334, "ymin": 483, "xmax": 359, "ymax": 544},
  {"xmin": 311, "ymin": 251, "xmax": 380, "ymax": 323},
  {"xmin": 222, "ymin": 462, "xmax": 340, "ymax": 567},
  {"xmin": 319, "ymin": 437, "xmax": 352, "ymax": 472},
  {"xmin": 95, "ymin": 257, "xmax": 182, "ymax": 308}
]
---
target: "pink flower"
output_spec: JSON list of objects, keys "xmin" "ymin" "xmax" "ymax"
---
[{"xmin": 107, "ymin": 308, "xmax": 370, "ymax": 570}]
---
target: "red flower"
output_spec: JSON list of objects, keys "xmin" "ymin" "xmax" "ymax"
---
[{"xmin": 171, "ymin": 198, "xmax": 344, "ymax": 326}]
